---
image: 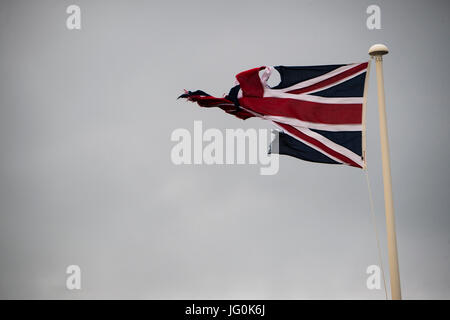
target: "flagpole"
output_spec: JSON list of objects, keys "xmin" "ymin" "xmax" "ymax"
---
[{"xmin": 368, "ymin": 44, "xmax": 401, "ymax": 300}]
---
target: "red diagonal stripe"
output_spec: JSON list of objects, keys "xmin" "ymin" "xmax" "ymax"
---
[
  {"xmin": 275, "ymin": 122, "xmax": 362, "ymax": 168},
  {"xmin": 286, "ymin": 62, "xmax": 368, "ymax": 95}
]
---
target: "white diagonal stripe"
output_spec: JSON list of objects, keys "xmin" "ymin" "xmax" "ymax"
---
[
  {"xmin": 278, "ymin": 63, "xmax": 360, "ymax": 93},
  {"xmin": 271, "ymin": 123, "xmax": 345, "ymax": 165},
  {"xmin": 302, "ymin": 69, "xmax": 367, "ymax": 95},
  {"xmin": 294, "ymin": 126, "xmax": 364, "ymax": 167}
]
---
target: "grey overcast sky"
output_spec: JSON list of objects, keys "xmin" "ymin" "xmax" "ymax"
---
[{"xmin": 0, "ymin": 0, "xmax": 449, "ymax": 299}]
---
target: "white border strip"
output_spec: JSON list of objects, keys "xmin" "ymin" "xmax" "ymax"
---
[
  {"xmin": 361, "ymin": 60, "xmax": 371, "ymax": 169},
  {"xmin": 263, "ymin": 90, "xmax": 363, "ymax": 104},
  {"xmin": 264, "ymin": 115, "xmax": 362, "ymax": 132}
]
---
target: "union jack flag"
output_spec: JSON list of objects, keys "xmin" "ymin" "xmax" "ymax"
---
[{"xmin": 179, "ymin": 62, "xmax": 370, "ymax": 168}]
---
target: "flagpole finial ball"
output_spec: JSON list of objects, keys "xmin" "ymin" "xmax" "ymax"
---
[{"xmin": 369, "ymin": 44, "xmax": 389, "ymax": 56}]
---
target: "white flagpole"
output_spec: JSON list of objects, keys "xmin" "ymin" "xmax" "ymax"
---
[{"xmin": 368, "ymin": 44, "xmax": 402, "ymax": 300}]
